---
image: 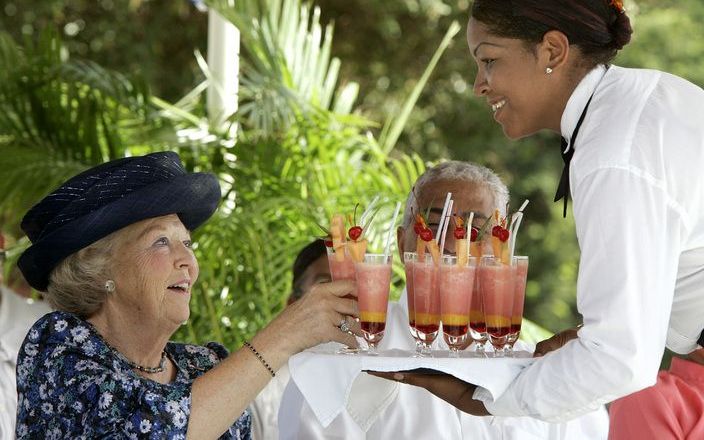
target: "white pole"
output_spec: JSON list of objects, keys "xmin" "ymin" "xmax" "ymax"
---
[{"xmin": 207, "ymin": 6, "xmax": 240, "ymax": 130}]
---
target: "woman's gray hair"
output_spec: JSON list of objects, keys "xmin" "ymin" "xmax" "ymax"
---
[
  {"xmin": 46, "ymin": 231, "xmax": 120, "ymax": 317},
  {"xmin": 402, "ymin": 161, "xmax": 509, "ymax": 228}
]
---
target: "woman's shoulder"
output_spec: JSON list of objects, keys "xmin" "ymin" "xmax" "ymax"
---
[
  {"xmin": 22, "ymin": 310, "xmax": 94, "ymax": 349},
  {"xmin": 607, "ymin": 65, "xmax": 704, "ymax": 106},
  {"xmin": 17, "ymin": 311, "xmax": 116, "ymax": 380}
]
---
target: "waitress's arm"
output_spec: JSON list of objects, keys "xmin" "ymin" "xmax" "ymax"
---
[{"xmin": 476, "ymin": 166, "xmax": 684, "ymax": 422}]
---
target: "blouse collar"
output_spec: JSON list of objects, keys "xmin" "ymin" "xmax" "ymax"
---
[{"xmin": 560, "ymin": 64, "xmax": 608, "ymax": 149}]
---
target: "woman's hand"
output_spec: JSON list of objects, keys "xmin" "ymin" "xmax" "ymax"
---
[
  {"xmin": 533, "ymin": 326, "xmax": 580, "ymax": 357},
  {"xmin": 188, "ymin": 280, "xmax": 359, "ymax": 439},
  {"xmin": 367, "ymin": 371, "xmax": 490, "ymax": 416},
  {"xmin": 267, "ymin": 280, "xmax": 361, "ymax": 355}
]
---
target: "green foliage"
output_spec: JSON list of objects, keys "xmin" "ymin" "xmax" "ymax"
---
[
  {"xmin": 165, "ymin": 0, "xmax": 453, "ymax": 346},
  {"xmin": 0, "ymin": 0, "xmax": 209, "ymax": 102},
  {"xmin": 0, "ymin": 28, "xmax": 164, "ymax": 233},
  {"xmin": 5, "ymin": 0, "xmax": 702, "ymax": 344}
]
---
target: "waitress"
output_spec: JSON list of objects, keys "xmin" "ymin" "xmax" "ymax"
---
[{"xmin": 373, "ymin": 1, "xmax": 704, "ymax": 437}]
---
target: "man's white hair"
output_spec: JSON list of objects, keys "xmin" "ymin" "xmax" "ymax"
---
[{"xmin": 402, "ymin": 161, "xmax": 509, "ymax": 227}]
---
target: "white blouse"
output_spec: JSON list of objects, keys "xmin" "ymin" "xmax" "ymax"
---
[
  {"xmin": 0, "ymin": 286, "xmax": 50, "ymax": 437},
  {"xmin": 477, "ymin": 64, "xmax": 704, "ymax": 421}
]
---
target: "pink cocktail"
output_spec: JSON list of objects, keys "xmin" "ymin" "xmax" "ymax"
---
[
  {"xmin": 507, "ymin": 256, "xmax": 529, "ymax": 349},
  {"xmin": 355, "ymin": 254, "xmax": 392, "ymax": 354},
  {"xmin": 327, "ymin": 245, "xmax": 355, "ymax": 281},
  {"xmin": 403, "ymin": 252, "xmax": 424, "ymax": 355},
  {"xmin": 479, "ymin": 255, "xmax": 516, "ymax": 356},
  {"xmin": 439, "ymin": 255, "xmax": 477, "ymax": 355},
  {"xmin": 469, "ymin": 274, "xmax": 487, "ymax": 350},
  {"xmin": 413, "ymin": 256, "xmax": 440, "ymax": 356}
]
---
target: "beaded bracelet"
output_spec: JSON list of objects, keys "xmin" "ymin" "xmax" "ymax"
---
[{"xmin": 243, "ymin": 341, "xmax": 276, "ymax": 377}]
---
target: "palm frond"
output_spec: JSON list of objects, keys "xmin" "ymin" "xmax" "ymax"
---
[
  {"xmin": 378, "ymin": 21, "xmax": 462, "ymax": 154},
  {"xmin": 205, "ymin": 0, "xmax": 363, "ymax": 136},
  {"xmin": 0, "ymin": 29, "xmax": 171, "ymax": 229}
]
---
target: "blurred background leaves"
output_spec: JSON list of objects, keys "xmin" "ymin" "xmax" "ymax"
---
[{"xmin": 1, "ymin": 0, "xmax": 703, "ymax": 347}]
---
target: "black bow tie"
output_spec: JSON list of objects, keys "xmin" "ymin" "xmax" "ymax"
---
[
  {"xmin": 554, "ymin": 137, "xmax": 573, "ymax": 218},
  {"xmin": 554, "ymin": 95, "xmax": 594, "ymax": 218}
]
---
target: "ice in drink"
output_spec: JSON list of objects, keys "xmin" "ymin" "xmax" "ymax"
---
[
  {"xmin": 355, "ymin": 254, "xmax": 392, "ymax": 352},
  {"xmin": 413, "ymin": 257, "xmax": 440, "ymax": 354},
  {"xmin": 479, "ymin": 256, "xmax": 516, "ymax": 353},
  {"xmin": 439, "ymin": 255, "xmax": 476, "ymax": 353}
]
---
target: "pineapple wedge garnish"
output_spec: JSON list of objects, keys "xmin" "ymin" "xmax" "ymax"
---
[
  {"xmin": 470, "ymin": 241, "xmax": 482, "ymax": 258},
  {"xmin": 426, "ymin": 240, "xmax": 440, "ymax": 264},
  {"xmin": 456, "ymin": 238, "xmax": 468, "ymax": 266},
  {"xmin": 330, "ymin": 213, "xmax": 347, "ymax": 262},
  {"xmin": 348, "ymin": 239, "xmax": 367, "ymax": 263},
  {"xmin": 416, "ymin": 237, "xmax": 426, "ymax": 263},
  {"xmin": 491, "ymin": 236, "xmax": 503, "ymax": 262}
]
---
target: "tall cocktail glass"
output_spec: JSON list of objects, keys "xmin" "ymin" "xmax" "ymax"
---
[
  {"xmin": 327, "ymin": 244, "xmax": 360, "ymax": 354},
  {"xmin": 439, "ymin": 255, "xmax": 477, "ymax": 356},
  {"xmin": 479, "ymin": 255, "xmax": 516, "ymax": 356},
  {"xmin": 326, "ymin": 245, "xmax": 356, "ymax": 281},
  {"xmin": 355, "ymin": 253, "xmax": 392, "ymax": 355},
  {"xmin": 506, "ymin": 256, "xmax": 529, "ymax": 351},
  {"xmin": 469, "ymin": 274, "xmax": 488, "ymax": 351},
  {"xmin": 413, "ymin": 255, "xmax": 440, "ymax": 356},
  {"xmin": 403, "ymin": 252, "xmax": 424, "ymax": 355}
]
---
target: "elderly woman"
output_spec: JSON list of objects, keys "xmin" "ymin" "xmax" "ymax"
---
[{"xmin": 14, "ymin": 152, "xmax": 358, "ymax": 439}]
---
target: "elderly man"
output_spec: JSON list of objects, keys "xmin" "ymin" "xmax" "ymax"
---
[{"xmin": 277, "ymin": 161, "xmax": 610, "ymax": 439}]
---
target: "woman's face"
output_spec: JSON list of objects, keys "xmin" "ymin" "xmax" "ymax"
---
[
  {"xmin": 109, "ymin": 214, "xmax": 199, "ymax": 331},
  {"xmin": 466, "ymin": 18, "xmax": 560, "ymax": 139}
]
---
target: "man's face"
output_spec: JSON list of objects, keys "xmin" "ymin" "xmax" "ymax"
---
[
  {"xmin": 397, "ymin": 178, "xmax": 496, "ymax": 258},
  {"xmin": 288, "ymin": 254, "xmax": 331, "ymax": 305}
]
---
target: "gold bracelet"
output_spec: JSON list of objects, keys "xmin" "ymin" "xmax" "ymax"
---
[{"xmin": 243, "ymin": 341, "xmax": 275, "ymax": 377}]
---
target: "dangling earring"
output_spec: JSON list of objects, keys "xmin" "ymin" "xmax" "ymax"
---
[
  {"xmin": 546, "ymin": 67, "xmax": 554, "ymax": 75},
  {"xmin": 105, "ymin": 280, "xmax": 115, "ymax": 293}
]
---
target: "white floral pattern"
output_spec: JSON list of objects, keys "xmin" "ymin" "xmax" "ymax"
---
[{"xmin": 16, "ymin": 311, "xmax": 251, "ymax": 439}]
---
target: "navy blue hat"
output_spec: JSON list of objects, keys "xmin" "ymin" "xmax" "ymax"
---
[{"xmin": 18, "ymin": 151, "xmax": 221, "ymax": 291}]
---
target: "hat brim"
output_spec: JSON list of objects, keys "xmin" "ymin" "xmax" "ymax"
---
[{"xmin": 18, "ymin": 172, "xmax": 220, "ymax": 291}]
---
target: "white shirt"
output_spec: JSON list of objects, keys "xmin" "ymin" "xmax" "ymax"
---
[
  {"xmin": 479, "ymin": 65, "xmax": 704, "ymax": 421},
  {"xmin": 279, "ymin": 292, "xmax": 609, "ymax": 439},
  {"xmin": 0, "ymin": 286, "xmax": 51, "ymax": 438},
  {"xmin": 250, "ymin": 364, "xmax": 291, "ymax": 440}
]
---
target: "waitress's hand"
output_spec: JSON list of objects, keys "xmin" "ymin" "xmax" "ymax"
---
[
  {"xmin": 367, "ymin": 371, "xmax": 491, "ymax": 416},
  {"xmin": 533, "ymin": 326, "xmax": 580, "ymax": 357}
]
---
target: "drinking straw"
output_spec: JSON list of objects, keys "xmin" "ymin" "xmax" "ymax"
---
[
  {"xmin": 360, "ymin": 195, "xmax": 380, "ymax": 226},
  {"xmin": 435, "ymin": 192, "xmax": 453, "ymax": 246},
  {"xmin": 383, "ymin": 202, "xmax": 402, "ymax": 259},
  {"xmin": 466, "ymin": 211, "xmax": 475, "ymax": 261},
  {"xmin": 508, "ymin": 199, "xmax": 530, "ymax": 261},
  {"xmin": 438, "ymin": 200, "xmax": 454, "ymax": 259}
]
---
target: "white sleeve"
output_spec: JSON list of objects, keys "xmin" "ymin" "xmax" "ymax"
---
[{"xmin": 476, "ymin": 166, "xmax": 684, "ymax": 421}]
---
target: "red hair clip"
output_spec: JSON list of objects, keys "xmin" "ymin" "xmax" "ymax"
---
[{"xmin": 609, "ymin": 0, "xmax": 625, "ymax": 13}]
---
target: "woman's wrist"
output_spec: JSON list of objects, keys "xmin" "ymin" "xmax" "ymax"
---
[{"xmin": 248, "ymin": 317, "xmax": 301, "ymax": 372}]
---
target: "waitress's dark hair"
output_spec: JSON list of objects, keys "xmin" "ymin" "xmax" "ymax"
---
[{"xmin": 471, "ymin": 0, "xmax": 633, "ymax": 68}]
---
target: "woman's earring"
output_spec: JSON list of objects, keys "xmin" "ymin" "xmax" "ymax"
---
[
  {"xmin": 546, "ymin": 67, "xmax": 553, "ymax": 75},
  {"xmin": 105, "ymin": 280, "xmax": 115, "ymax": 293}
]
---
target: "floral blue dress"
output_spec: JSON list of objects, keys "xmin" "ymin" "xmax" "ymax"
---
[{"xmin": 15, "ymin": 311, "xmax": 251, "ymax": 439}]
